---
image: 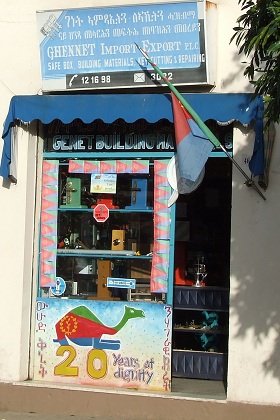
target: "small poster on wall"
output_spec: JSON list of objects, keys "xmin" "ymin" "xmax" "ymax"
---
[
  {"xmin": 90, "ymin": 173, "xmax": 117, "ymax": 194},
  {"xmin": 34, "ymin": 299, "xmax": 172, "ymax": 392}
]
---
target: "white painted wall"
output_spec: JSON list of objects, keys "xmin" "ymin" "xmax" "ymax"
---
[
  {"xmin": 0, "ymin": 0, "xmax": 279, "ymax": 405},
  {"xmin": 228, "ymin": 123, "xmax": 280, "ymax": 404}
]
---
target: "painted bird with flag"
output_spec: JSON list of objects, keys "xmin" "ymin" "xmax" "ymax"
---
[{"xmin": 171, "ymin": 92, "xmax": 213, "ymax": 182}]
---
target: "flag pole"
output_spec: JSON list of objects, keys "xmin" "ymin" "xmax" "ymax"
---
[{"xmin": 135, "ymin": 43, "xmax": 266, "ymax": 201}]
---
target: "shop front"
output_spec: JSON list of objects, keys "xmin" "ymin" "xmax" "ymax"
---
[
  {"xmin": 36, "ymin": 114, "xmax": 174, "ymax": 392},
  {"xmin": 0, "ymin": 92, "xmax": 263, "ymax": 394}
]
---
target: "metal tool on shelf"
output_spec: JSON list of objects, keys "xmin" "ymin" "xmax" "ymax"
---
[
  {"xmin": 60, "ymin": 177, "xmax": 87, "ymax": 208},
  {"xmin": 194, "ymin": 255, "xmax": 207, "ymax": 287},
  {"xmin": 125, "ymin": 178, "xmax": 152, "ymax": 210}
]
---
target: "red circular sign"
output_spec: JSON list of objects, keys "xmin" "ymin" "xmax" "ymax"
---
[{"xmin": 93, "ymin": 204, "xmax": 109, "ymax": 223}]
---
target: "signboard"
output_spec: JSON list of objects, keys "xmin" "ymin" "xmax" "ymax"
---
[
  {"xmin": 34, "ymin": 299, "xmax": 172, "ymax": 391},
  {"xmin": 43, "ymin": 119, "xmax": 233, "ymax": 155},
  {"xmin": 93, "ymin": 203, "xmax": 109, "ymax": 222},
  {"xmin": 50, "ymin": 277, "xmax": 66, "ymax": 296},
  {"xmin": 107, "ymin": 278, "xmax": 136, "ymax": 289},
  {"xmin": 36, "ymin": 1, "xmax": 213, "ymax": 91}
]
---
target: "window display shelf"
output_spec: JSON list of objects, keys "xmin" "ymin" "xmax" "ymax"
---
[
  {"xmin": 58, "ymin": 208, "xmax": 154, "ymax": 213},
  {"xmin": 173, "ymin": 327, "xmax": 228, "ymax": 335},
  {"xmin": 173, "ymin": 286, "xmax": 229, "ymax": 311},
  {"xmin": 172, "ymin": 286, "xmax": 229, "ymax": 380},
  {"xmin": 172, "ymin": 350, "xmax": 227, "ymax": 381},
  {"xmin": 57, "ymin": 250, "xmax": 152, "ymax": 259}
]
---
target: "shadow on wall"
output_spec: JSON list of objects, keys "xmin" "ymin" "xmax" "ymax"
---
[
  {"xmin": 230, "ymin": 137, "xmax": 280, "ymax": 384},
  {"xmin": 230, "ymin": 249, "xmax": 280, "ymax": 382},
  {"xmin": 219, "ymin": 51, "xmax": 253, "ymax": 91}
]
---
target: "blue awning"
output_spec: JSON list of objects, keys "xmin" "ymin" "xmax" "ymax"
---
[{"xmin": 0, "ymin": 93, "xmax": 264, "ymax": 179}]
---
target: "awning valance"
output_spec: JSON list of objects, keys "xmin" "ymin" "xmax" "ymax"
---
[{"xmin": 0, "ymin": 93, "xmax": 263, "ymax": 179}]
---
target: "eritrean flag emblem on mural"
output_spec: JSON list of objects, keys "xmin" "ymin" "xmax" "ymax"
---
[{"xmin": 53, "ymin": 305, "xmax": 145, "ymax": 351}]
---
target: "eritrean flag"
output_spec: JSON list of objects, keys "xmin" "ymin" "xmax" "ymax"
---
[
  {"xmin": 54, "ymin": 306, "xmax": 116, "ymax": 343},
  {"xmin": 248, "ymin": 103, "xmax": 265, "ymax": 177},
  {"xmin": 171, "ymin": 93, "xmax": 213, "ymax": 182}
]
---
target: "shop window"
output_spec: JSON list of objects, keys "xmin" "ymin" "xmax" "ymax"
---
[
  {"xmin": 39, "ymin": 157, "xmax": 174, "ymax": 303},
  {"xmin": 38, "ymin": 118, "xmax": 176, "ymax": 303}
]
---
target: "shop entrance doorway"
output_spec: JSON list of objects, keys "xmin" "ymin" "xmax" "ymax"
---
[{"xmin": 172, "ymin": 157, "xmax": 232, "ymax": 395}]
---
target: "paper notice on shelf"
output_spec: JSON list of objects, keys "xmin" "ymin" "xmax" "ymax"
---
[{"xmin": 90, "ymin": 174, "xmax": 117, "ymax": 194}]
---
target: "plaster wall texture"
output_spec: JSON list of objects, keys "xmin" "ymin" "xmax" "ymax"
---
[
  {"xmin": 228, "ymin": 124, "xmax": 280, "ymax": 404},
  {"xmin": 0, "ymin": 0, "xmax": 279, "ymax": 406}
]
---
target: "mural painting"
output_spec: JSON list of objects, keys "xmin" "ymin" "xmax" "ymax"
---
[{"xmin": 34, "ymin": 299, "xmax": 172, "ymax": 392}]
